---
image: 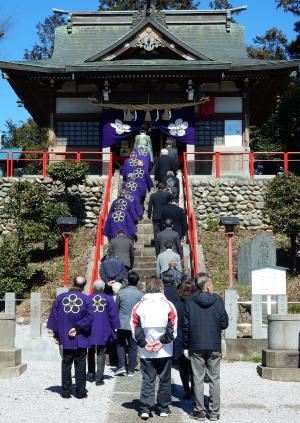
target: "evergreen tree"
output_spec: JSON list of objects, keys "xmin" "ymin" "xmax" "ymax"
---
[
  {"xmin": 98, "ymin": 1, "xmax": 199, "ymax": 10},
  {"xmin": 24, "ymin": 13, "xmax": 65, "ymax": 60},
  {"xmin": 276, "ymin": 0, "xmax": 300, "ymax": 15},
  {"xmin": 276, "ymin": 0, "xmax": 300, "ymax": 58},
  {"xmin": 247, "ymin": 27, "xmax": 289, "ymax": 60},
  {"xmin": 3, "ymin": 119, "xmax": 48, "ymax": 151}
]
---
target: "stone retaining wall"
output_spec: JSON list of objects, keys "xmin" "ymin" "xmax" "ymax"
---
[
  {"xmin": 191, "ymin": 178, "xmax": 270, "ymax": 229},
  {"xmin": 0, "ymin": 177, "xmax": 104, "ymax": 235}
]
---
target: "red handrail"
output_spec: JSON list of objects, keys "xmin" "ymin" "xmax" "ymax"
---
[
  {"xmin": 183, "ymin": 152, "xmax": 199, "ymax": 276},
  {"xmin": 185, "ymin": 151, "xmax": 300, "ymax": 178},
  {"xmin": 0, "ymin": 151, "xmax": 10, "ymax": 177},
  {"xmin": 89, "ymin": 153, "xmax": 113, "ymax": 294}
]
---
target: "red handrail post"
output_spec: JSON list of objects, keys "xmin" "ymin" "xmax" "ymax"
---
[
  {"xmin": 249, "ymin": 152, "xmax": 254, "ymax": 178},
  {"xmin": 6, "ymin": 153, "xmax": 10, "ymax": 177},
  {"xmin": 42, "ymin": 152, "xmax": 47, "ymax": 177},
  {"xmin": 10, "ymin": 152, "xmax": 14, "ymax": 177},
  {"xmin": 215, "ymin": 152, "xmax": 221, "ymax": 178},
  {"xmin": 76, "ymin": 152, "xmax": 80, "ymax": 163},
  {"xmin": 63, "ymin": 233, "xmax": 70, "ymax": 287},
  {"xmin": 226, "ymin": 233, "xmax": 234, "ymax": 289},
  {"xmin": 284, "ymin": 152, "xmax": 289, "ymax": 174}
]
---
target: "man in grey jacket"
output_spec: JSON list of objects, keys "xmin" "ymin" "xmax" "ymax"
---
[
  {"xmin": 108, "ymin": 230, "xmax": 134, "ymax": 270},
  {"xmin": 156, "ymin": 241, "xmax": 182, "ymax": 277},
  {"xmin": 115, "ymin": 271, "xmax": 143, "ymax": 376}
]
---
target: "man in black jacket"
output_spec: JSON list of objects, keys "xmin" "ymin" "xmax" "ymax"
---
[
  {"xmin": 161, "ymin": 198, "xmax": 187, "ymax": 239},
  {"xmin": 182, "ymin": 274, "xmax": 228, "ymax": 421},
  {"xmin": 147, "ymin": 183, "xmax": 171, "ymax": 238},
  {"xmin": 155, "ymin": 219, "xmax": 183, "ymax": 259},
  {"xmin": 154, "ymin": 149, "xmax": 177, "ymax": 183}
]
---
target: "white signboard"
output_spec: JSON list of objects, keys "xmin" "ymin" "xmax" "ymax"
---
[
  {"xmin": 225, "ymin": 120, "xmax": 243, "ymax": 147},
  {"xmin": 251, "ymin": 267, "xmax": 286, "ymax": 295}
]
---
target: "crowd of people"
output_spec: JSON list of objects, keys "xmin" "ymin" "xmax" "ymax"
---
[{"xmin": 47, "ymin": 138, "xmax": 229, "ymax": 421}]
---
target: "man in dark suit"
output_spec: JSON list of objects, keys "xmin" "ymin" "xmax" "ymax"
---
[
  {"xmin": 108, "ymin": 230, "xmax": 134, "ymax": 270},
  {"xmin": 154, "ymin": 149, "xmax": 177, "ymax": 183},
  {"xmin": 147, "ymin": 182, "xmax": 171, "ymax": 238},
  {"xmin": 161, "ymin": 198, "xmax": 187, "ymax": 240},
  {"xmin": 165, "ymin": 139, "xmax": 178, "ymax": 169},
  {"xmin": 100, "ymin": 252, "xmax": 128, "ymax": 294},
  {"xmin": 162, "ymin": 171, "xmax": 180, "ymax": 199},
  {"xmin": 155, "ymin": 218, "xmax": 183, "ymax": 259}
]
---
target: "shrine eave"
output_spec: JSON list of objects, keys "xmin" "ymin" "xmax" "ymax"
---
[{"xmin": 1, "ymin": 59, "xmax": 299, "ymax": 75}]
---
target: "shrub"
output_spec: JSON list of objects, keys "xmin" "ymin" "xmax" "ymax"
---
[
  {"xmin": 47, "ymin": 162, "xmax": 89, "ymax": 186},
  {"xmin": 206, "ymin": 219, "xmax": 219, "ymax": 231},
  {"xmin": 0, "ymin": 234, "xmax": 34, "ymax": 298},
  {"xmin": 264, "ymin": 173, "xmax": 300, "ymax": 274}
]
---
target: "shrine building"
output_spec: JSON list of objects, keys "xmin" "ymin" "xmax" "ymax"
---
[{"xmin": 0, "ymin": 2, "xmax": 299, "ymax": 174}]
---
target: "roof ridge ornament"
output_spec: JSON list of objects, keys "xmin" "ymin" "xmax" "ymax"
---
[{"xmin": 132, "ymin": 0, "xmax": 167, "ymax": 28}]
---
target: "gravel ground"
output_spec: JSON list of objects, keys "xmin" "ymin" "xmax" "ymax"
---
[
  {"xmin": 1, "ymin": 361, "xmax": 300, "ymax": 423},
  {"xmin": 172, "ymin": 362, "xmax": 300, "ymax": 423},
  {"xmin": 0, "ymin": 361, "xmax": 116, "ymax": 423}
]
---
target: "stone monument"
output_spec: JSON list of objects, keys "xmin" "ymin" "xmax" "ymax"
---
[
  {"xmin": 258, "ymin": 314, "xmax": 300, "ymax": 381},
  {"xmin": 238, "ymin": 233, "xmax": 276, "ymax": 286},
  {"xmin": 0, "ymin": 313, "xmax": 27, "ymax": 378}
]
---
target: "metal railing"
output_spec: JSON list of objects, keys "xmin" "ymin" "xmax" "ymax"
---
[
  {"xmin": 183, "ymin": 152, "xmax": 199, "ymax": 276},
  {"xmin": 185, "ymin": 151, "xmax": 300, "ymax": 178},
  {"xmin": 0, "ymin": 151, "xmax": 111, "ymax": 177},
  {"xmin": 89, "ymin": 154, "xmax": 113, "ymax": 294}
]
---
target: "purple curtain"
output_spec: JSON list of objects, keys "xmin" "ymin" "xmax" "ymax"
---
[
  {"xmin": 102, "ymin": 107, "xmax": 195, "ymax": 147},
  {"xmin": 102, "ymin": 110, "xmax": 140, "ymax": 147},
  {"xmin": 155, "ymin": 107, "xmax": 195, "ymax": 144}
]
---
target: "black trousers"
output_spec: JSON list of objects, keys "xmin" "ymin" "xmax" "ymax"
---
[
  {"xmin": 62, "ymin": 348, "xmax": 87, "ymax": 397},
  {"xmin": 140, "ymin": 357, "xmax": 172, "ymax": 413},
  {"xmin": 152, "ymin": 220, "xmax": 161, "ymax": 240},
  {"xmin": 87, "ymin": 345, "xmax": 106, "ymax": 382},
  {"xmin": 178, "ymin": 354, "xmax": 193, "ymax": 393},
  {"xmin": 116, "ymin": 329, "xmax": 137, "ymax": 373}
]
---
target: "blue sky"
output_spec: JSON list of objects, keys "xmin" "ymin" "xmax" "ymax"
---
[{"xmin": 0, "ymin": 0, "xmax": 297, "ymax": 134}]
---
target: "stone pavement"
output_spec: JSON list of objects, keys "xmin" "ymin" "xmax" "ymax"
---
[{"xmin": 107, "ymin": 370, "xmax": 185, "ymax": 423}]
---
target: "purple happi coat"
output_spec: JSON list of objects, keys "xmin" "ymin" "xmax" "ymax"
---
[
  {"xmin": 103, "ymin": 209, "xmax": 137, "ymax": 240},
  {"xmin": 134, "ymin": 148, "xmax": 152, "ymax": 172},
  {"xmin": 109, "ymin": 197, "xmax": 138, "ymax": 223},
  {"xmin": 89, "ymin": 293, "xmax": 120, "ymax": 346},
  {"xmin": 124, "ymin": 191, "xmax": 144, "ymax": 219},
  {"xmin": 47, "ymin": 289, "xmax": 94, "ymax": 350},
  {"xmin": 121, "ymin": 157, "xmax": 141, "ymax": 182},
  {"xmin": 132, "ymin": 167, "xmax": 153, "ymax": 198},
  {"xmin": 122, "ymin": 181, "xmax": 144, "ymax": 216}
]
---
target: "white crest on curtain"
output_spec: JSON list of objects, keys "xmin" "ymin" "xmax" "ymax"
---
[
  {"xmin": 111, "ymin": 119, "xmax": 131, "ymax": 135},
  {"xmin": 168, "ymin": 118, "xmax": 189, "ymax": 137}
]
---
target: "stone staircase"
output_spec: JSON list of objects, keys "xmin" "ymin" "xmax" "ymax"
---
[{"xmin": 132, "ymin": 192, "xmax": 157, "ymax": 287}]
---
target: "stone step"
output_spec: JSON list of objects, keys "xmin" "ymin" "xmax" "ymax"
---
[
  {"xmin": 133, "ymin": 256, "xmax": 156, "ymax": 264},
  {"xmin": 135, "ymin": 249, "xmax": 156, "ymax": 257},
  {"xmin": 133, "ymin": 268, "xmax": 157, "ymax": 277},
  {"xmin": 136, "ymin": 224, "xmax": 153, "ymax": 234},
  {"xmin": 134, "ymin": 260, "xmax": 156, "ymax": 270}
]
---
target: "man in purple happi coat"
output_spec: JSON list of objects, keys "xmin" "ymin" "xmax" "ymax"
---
[
  {"xmin": 124, "ymin": 189, "xmax": 144, "ymax": 220},
  {"xmin": 47, "ymin": 275, "xmax": 94, "ymax": 399},
  {"xmin": 103, "ymin": 202, "xmax": 137, "ymax": 240},
  {"xmin": 121, "ymin": 151, "xmax": 141, "ymax": 182},
  {"xmin": 121, "ymin": 178, "xmax": 145, "ymax": 215},
  {"xmin": 87, "ymin": 279, "xmax": 120, "ymax": 385},
  {"xmin": 109, "ymin": 192, "xmax": 139, "ymax": 223},
  {"xmin": 134, "ymin": 146, "xmax": 152, "ymax": 173}
]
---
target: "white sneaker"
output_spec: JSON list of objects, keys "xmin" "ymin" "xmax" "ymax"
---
[
  {"xmin": 159, "ymin": 410, "xmax": 171, "ymax": 417},
  {"xmin": 114, "ymin": 367, "xmax": 126, "ymax": 376},
  {"xmin": 140, "ymin": 411, "xmax": 150, "ymax": 420}
]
